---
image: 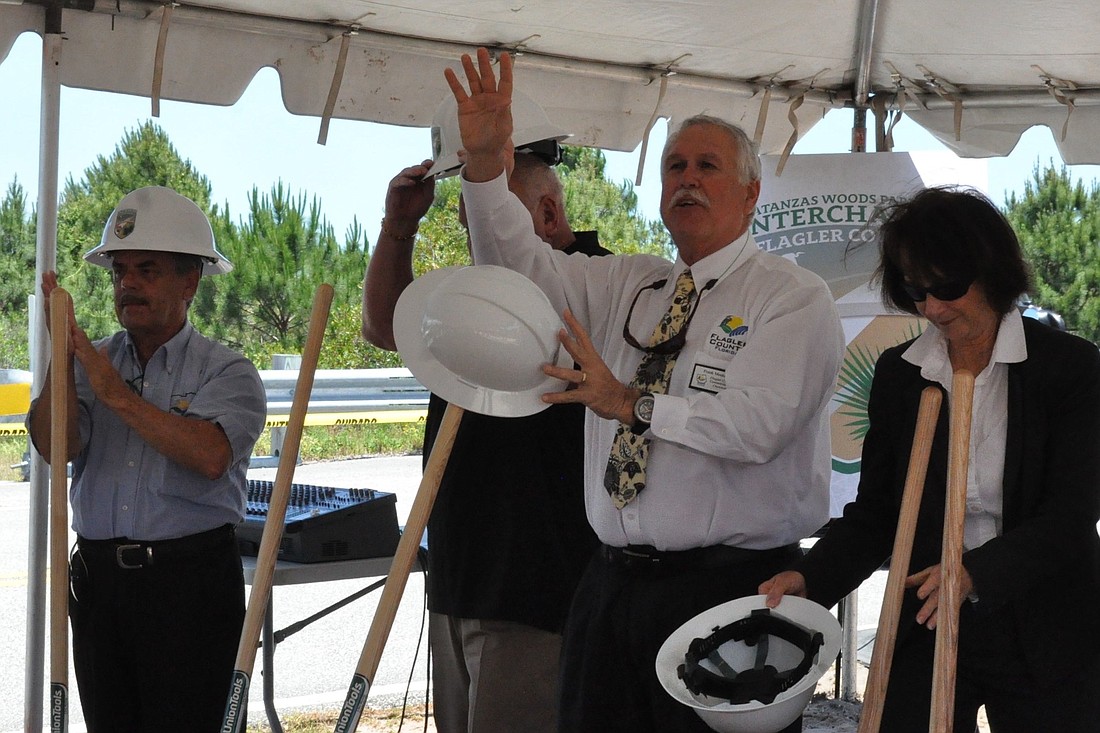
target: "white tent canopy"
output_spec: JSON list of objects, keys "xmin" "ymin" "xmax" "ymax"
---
[
  {"xmin": 4, "ymin": 0, "xmax": 1100, "ymax": 161},
  {"xmin": 6, "ymin": 2, "xmax": 1100, "ymax": 730}
]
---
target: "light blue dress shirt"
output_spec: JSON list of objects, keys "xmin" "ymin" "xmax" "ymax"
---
[{"xmin": 68, "ymin": 321, "xmax": 266, "ymax": 541}]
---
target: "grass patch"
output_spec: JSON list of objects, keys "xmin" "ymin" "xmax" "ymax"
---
[
  {"xmin": 0, "ymin": 423, "xmax": 425, "ymax": 482},
  {"xmin": 246, "ymin": 704, "xmax": 433, "ymax": 732},
  {"xmin": 253, "ymin": 423, "xmax": 425, "ymax": 463},
  {"xmin": 0, "ymin": 435, "xmax": 29, "ymax": 481}
]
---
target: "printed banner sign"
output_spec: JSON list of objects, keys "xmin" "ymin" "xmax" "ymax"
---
[{"xmin": 757, "ymin": 151, "xmax": 987, "ymax": 515}]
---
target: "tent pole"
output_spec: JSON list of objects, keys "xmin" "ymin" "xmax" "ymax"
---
[
  {"xmin": 852, "ymin": 107, "xmax": 868, "ymax": 154},
  {"xmin": 26, "ymin": 7, "xmax": 64, "ymax": 732},
  {"xmin": 837, "ymin": 103, "xmax": 869, "ymax": 705}
]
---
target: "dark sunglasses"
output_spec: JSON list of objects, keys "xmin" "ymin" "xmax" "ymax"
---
[
  {"xmin": 901, "ymin": 277, "xmax": 973, "ymax": 303},
  {"xmin": 622, "ymin": 277, "xmax": 717, "ymax": 355}
]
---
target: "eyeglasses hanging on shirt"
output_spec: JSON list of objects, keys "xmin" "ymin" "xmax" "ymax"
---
[
  {"xmin": 622, "ymin": 276, "xmax": 718, "ymax": 354},
  {"xmin": 126, "ymin": 369, "xmax": 144, "ymax": 396}
]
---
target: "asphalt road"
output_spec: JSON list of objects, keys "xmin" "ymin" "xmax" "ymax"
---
[{"xmin": 1, "ymin": 455, "xmax": 430, "ymax": 733}]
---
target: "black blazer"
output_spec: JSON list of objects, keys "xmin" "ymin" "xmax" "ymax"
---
[{"xmin": 797, "ymin": 316, "xmax": 1100, "ymax": 682}]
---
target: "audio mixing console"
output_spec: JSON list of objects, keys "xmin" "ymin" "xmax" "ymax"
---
[{"xmin": 236, "ymin": 480, "xmax": 401, "ymax": 563}]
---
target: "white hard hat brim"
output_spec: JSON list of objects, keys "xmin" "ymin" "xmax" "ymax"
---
[
  {"xmin": 425, "ymin": 128, "xmax": 572, "ymax": 179},
  {"xmin": 83, "ymin": 243, "xmax": 233, "ymax": 275},
  {"xmin": 393, "ymin": 265, "xmax": 572, "ymax": 418},
  {"xmin": 655, "ymin": 594, "xmax": 842, "ymax": 733}
]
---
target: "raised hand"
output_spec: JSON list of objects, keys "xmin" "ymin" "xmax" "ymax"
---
[{"xmin": 443, "ymin": 47, "xmax": 514, "ymax": 182}]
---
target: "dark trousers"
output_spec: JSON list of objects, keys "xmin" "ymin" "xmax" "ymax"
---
[
  {"xmin": 880, "ymin": 601, "xmax": 1100, "ymax": 733},
  {"xmin": 69, "ymin": 525, "xmax": 245, "ymax": 733},
  {"xmin": 558, "ymin": 543, "xmax": 805, "ymax": 733}
]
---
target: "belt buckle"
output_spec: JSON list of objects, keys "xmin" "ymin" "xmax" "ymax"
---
[
  {"xmin": 620, "ymin": 546, "xmax": 660, "ymax": 566},
  {"xmin": 115, "ymin": 543, "xmax": 152, "ymax": 569}
]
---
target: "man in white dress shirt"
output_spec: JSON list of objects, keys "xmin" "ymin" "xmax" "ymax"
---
[{"xmin": 444, "ymin": 49, "xmax": 844, "ymax": 732}]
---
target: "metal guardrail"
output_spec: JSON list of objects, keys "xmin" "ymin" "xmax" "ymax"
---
[
  {"xmin": 3, "ymin": 367, "xmax": 431, "ymax": 476},
  {"xmin": 0, "ymin": 367, "xmax": 430, "ymax": 429},
  {"xmin": 259, "ymin": 367, "xmax": 429, "ymax": 420},
  {"xmin": 257, "ymin": 367, "xmax": 429, "ymax": 466}
]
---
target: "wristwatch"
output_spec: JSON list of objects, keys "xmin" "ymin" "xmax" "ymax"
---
[{"xmin": 632, "ymin": 392, "xmax": 655, "ymax": 433}]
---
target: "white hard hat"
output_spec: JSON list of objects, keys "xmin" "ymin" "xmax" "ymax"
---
[
  {"xmin": 656, "ymin": 595, "xmax": 842, "ymax": 733},
  {"xmin": 392, "ymin": 265, "xmax": 571, "ymax": 417},
  {"xmin": 84, "ymin": 186, "xmax": 233, "ymax": 275},
  {"xmin": 426, "ymin": 89, "xmax": 571, "ymax": 179}
]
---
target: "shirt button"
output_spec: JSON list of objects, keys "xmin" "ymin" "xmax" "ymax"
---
[
  {"xmin": 128, "ymin": 461, "xmax": 135, "ymax": 467},
  {"xmin": 122, "ymin": 505, "xmax": 128, "ymax": 511}
]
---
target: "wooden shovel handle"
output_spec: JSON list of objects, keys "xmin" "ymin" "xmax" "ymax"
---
[
  {"xmin": 49, "ymin": 287, "xmax": 72, "ymax": 731},
  {"xmin": 222, "ymin": 284, "xmax": 333, "ymax": 733},
  {"xmin": 857, "ymin": 386, "xmax": 942, "ymax": 733},
  {"xmin": 332, "ymin": 401, "xmax": 465, "ymax": 733},
  {"xmin": 930, "ymin": 370, "xmax": 975, "ymax": 733}
]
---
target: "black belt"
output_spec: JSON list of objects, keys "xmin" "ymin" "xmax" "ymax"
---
[
  {"xmin": 600, "ymin": 543, "xmax": 801, "ymax": 572},
  {"xmin": 77, "ymin": 524, "xmax": 235, "ymax": 570}
]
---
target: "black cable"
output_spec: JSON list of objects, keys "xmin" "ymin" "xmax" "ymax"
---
[
  {"xmin": 398, "ymin": 545, "xmax": 431, "ymax": 731},
  {"xmin": 266, "ymin": 577, "xmax": 387, "ymax": 645}
]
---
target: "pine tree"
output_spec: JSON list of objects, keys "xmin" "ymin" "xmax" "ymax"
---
[
  {"xmin": 56, "ymin": 121, "xmax": 217, "ymax": 337},
  {"xmin": 202, "ymin": 182, "xmax": 366, "ymax": 364},
  {"xmin": 0, "ymin": 179, "xmax": 37, "ymax": 367},
  {"xmin": 0, "ymin": 179, "xmax": 36, "ymax": 313},
  {"xmin": 1005, "ymin": 162, "xmax": 1100, "ymax": 343},
  {"xmin": 559, "ymin": 147, "xmax": 671, "ymax": 258}
]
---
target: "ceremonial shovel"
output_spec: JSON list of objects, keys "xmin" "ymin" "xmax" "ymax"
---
[
  {"xmin": 221, "ymin": 284, "xmax": 333, "ymax": 733},
  {"xmin": 857, "ymin": 386, "xmax": 941, "ymax": 733},
  {"xmin": 857, "ymin": 371, "xmax": 974, "ymax": 733},
  {"xmin": 331, "ymin": 401, "xmax": 464, "ymax": 733},
  {"xmin": 49, "ymin": 287, "xmax": 72, "ymax": 733}
]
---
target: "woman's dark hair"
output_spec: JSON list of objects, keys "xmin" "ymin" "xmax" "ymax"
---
[{"xmin": 871, "ymin": 186, "xmax": 1031, "ymax": 316}]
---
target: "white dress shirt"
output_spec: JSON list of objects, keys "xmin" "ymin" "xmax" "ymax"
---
[
  {"xmin": 463, "ymin": 172, "xmax": 844, "ymax": 550},
  {"xmin": 903, "ymin": 308, "xmax": 1027, "ymax": 550}
]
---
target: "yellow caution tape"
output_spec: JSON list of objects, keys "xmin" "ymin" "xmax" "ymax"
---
[{"xmin": 0, "ymin": 409, "xmax": 429, "ymax": 437}]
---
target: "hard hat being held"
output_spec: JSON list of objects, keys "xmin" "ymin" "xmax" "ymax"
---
[
  {"xmin": 426, "ymin": 88, "xmax": 570, "ymax": 179},
  {"xmin": 84, "ymin": 186, "xmax": 233, "ymax": 275},
  {"xmin": 656, "ymin": 595, "xmax": 842, "ymax": 733},
  {"xmin": 392, "ymin": 265, "xmax": 571, "ymax": 418}
]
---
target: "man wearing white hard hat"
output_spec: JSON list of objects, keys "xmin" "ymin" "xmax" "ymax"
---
[
  {"xmin": 445, "ymin": 49, "xmax": 844, "ymax": 732},
  {"xmin": 28, "ymin": 186, "xmax": 266, "ymax": 733},
  {"xmin": 363, "ymin": 91, "xmax": 610, "ymax": 733}
]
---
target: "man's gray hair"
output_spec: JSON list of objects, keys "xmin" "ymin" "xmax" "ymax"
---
[
  {"xmin": 510, "ymin": 152, "xmax": 564, "ymax": 211},
  {"xmin": 662, "ymin": 115, "xmax": 761, "ymax": 183}
]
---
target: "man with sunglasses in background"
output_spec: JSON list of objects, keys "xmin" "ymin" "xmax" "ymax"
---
[
  {"xmin": 363, "ymin": 91, "xmax": 609, "ymax": 733},
  {"xmin": 445, "ymin": 49, "xmax": 844, "ymax": 732}
]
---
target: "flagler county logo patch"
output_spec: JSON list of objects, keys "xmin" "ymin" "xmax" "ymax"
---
[
  {"xmin": 720, "ymin": 316, "xmax": 749, "ymax": 336},
  {"xmin": 113, "ymin": 209, "xmax": 137, "ymax": 239},
  {"xmin": 707, "ymin": 315, "xmax": 749, "ymax": 357},
  {"xmin": 170, "ymin": 392, "xmax": 195, "ymax": 415}
]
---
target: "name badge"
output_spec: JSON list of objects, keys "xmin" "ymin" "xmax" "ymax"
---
[{"xmin": 690, "ymin": 364, "xmax": 726, "ymax": 393}]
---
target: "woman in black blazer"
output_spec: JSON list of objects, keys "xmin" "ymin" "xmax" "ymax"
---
[{"xmin": 761, "ymin": 187, "xmax": 1100, "ymax": 733}]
